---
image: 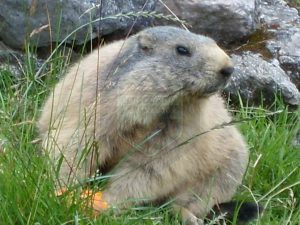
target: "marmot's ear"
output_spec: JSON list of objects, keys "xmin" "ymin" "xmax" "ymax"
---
[{"xmin": 137, "ymin": 32, "xmax": 156, "ymax": 51}]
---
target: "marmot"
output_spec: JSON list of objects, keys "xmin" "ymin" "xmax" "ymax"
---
[{"xmin": 38, "ymin": 26, "xmax": 258, "ymax": 224}]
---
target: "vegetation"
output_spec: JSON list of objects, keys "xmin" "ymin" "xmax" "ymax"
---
[
  {"xmin": 287, "ymin": 0, "xmax": 300, "ymax": 10},
  {"xmin": 0, "ymin": 34, "xmax": 299, "ymax": 225}
]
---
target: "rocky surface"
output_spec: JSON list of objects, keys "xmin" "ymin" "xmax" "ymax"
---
[
  {"xmin": 292, "ymin": 132, "xmax": 300, "ymax": 148},
  {"xmin": 225, "ymin": 52, "xmax": 300, "ymax": 106},
  {"xmin": 0, "ymin": 0, "xmax": 157, "ymax": 49},
  {"xmin": 155, "ymin": 0, "xmax": 260, "ymax": 45},
  {"xmin": 286, "ymin": 0, "xmax": 300, "ymax": 11},
  {"xmin": 259, "ymin": 0, "xmax": 300, "ymax": 89},
  {"xmin": 0, "ymin": 41, "xmax": 45, "ymax": 78}
]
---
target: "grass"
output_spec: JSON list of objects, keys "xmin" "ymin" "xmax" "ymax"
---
[{"xmin": 0, "ymin": 44, "xmax": 299, "ymax": 225}]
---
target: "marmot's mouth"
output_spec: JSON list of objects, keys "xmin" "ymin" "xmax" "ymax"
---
[
  {"xmin": 203, "ymin": 86, "xmax": 219, "ymax": 96},
  {"xmin": 204, "ymin": 80, "xmax": 228, "ymax": 95}
]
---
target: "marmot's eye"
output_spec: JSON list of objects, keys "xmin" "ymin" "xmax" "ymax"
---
[{"xmin": 176, "ymin": 45, "xmax": 191, "ymax": 56}]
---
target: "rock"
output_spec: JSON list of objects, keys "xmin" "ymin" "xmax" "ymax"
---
[
  {"xmin": 0, "ymin": 41, "xmax": 23, "ymax": 78},
  {"xmin": 0, "ymin": 41, "xmax": 12, "ymax": 51},
  {"xmin": 0, "ymin": 41, "xmax": 45, "ymax": 78},
  {"xmin": 0, "ymin": 0, "xmax": 157, "ymax": 49},
  {"xmin": 259, "ymin": 0, "xmax": 299, "ymax": 28},
  {"xmin": 155, "ymin": 0, "xmax": 259, "ymax": 45},
  {"xmin": 292, "ymin": 132, "xmax": 300, "ymax": 148},
  {"xmin": 225, "ymin": 52, "xmax": 300, "ymax": 106},
  {"xmin": 285, "ymin": 0, "xmax": 300, "ymax": 11},
  {"xmin": 266, "ymin": 29, "xmax": 300, "ymax": 89},
  {"xmin": 0, "ymin": 135, "xmax": 8, "ymax": 154},
  {"xmin": 259, "ymin": 0, "xmax": 300, "ymax": 89}
]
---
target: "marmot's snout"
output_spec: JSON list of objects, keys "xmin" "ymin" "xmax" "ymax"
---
[
  {"xmin": 219, "ymin": 66, "xmax": 234, "ymax": 78},
  {"xmin": 202, "ymin": 42, "xmax": 234, "ymax": 82},
  {"xmin": 201, "ymin": 50, "xmax": 234, "ymax": 95}
]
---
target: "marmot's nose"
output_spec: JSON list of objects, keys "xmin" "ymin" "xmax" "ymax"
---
[{"xmin": 220, "ymin": 66, "xmax": 234, "ymax": 77}]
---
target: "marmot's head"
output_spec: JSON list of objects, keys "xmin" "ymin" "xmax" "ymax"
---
[{"xmin": 103, "ymin": 26, "xmax": 234, "ymax": 126}]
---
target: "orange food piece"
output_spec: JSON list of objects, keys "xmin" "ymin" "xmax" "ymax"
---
[
  {"xmin": 55, "ymin": 187, "xmax": 68, "ymax": 196},
  {"xmin": 55, "ymin": 188, "xmax": 109, "ymax": 216},
  {"xmin": 81, "ymin": 190, "xmax": 109, "ymax": 212}
]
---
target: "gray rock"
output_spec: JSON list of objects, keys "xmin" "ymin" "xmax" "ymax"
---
[
  {"xmin": 155, "ymin": 0, "xmax": 259, "ymax": 45},
  {"xmin": 266, "ymin": 29, "xmax": 300, "ymax": 89},
  {"xmin": 259, "ymin": 0, "xmax": 299, "ymax": 28},
  {"xmin": 259, "ymin": 0, "xmax": 300, "ymax": 89},
  {"xmin": 0, "ymin": 41, "xmax": 24, "ymax": 78},
  {"xmin": 0, "ymin": 0, "xmax": 157, "ymax": 49},
  {"xmin": 0, "ymin": 41, "xmax": 45, "ymax": 78},
  {"xmin": 285, "ymin": 0, "xmax": 300, "ymax": 12},
  {"xmin": 225, "ymin": 52, "xmax": 300, "ymax": 106},
  {"xmin": 292, "ymin": 132, "xmax": 300, "ymax": 148}
]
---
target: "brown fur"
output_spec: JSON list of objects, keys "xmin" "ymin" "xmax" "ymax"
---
[{"xmin": 38, "ymin": 26, "xmax": 248, "ymax": 224}]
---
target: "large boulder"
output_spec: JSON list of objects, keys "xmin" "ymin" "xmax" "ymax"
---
[
  {"xmin": 155, "ymin": 0, "xmax": 260, "ymax": 45},
  {"xmin": 225, "ymin": 52, "xmax": 300, "ymax": 106},
  {"xmin": 0, "ymin": 0, "xmax": 157, "ymax": 49},
  {"xmin": 259, "ymin": 0, "xmax": 300, "ymax": 89},
  {"xmin": 0, "ymin": 41, "xmax": 45, "ymax": 78}
]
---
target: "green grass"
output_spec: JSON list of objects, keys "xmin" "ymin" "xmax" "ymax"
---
[
  {"xmin": 0, "ymin": 46, "xmax": 299, "ymax": 225},
  {"xmin": 292, "ymin": 0, "xmax": 300, "ymax": 5}
]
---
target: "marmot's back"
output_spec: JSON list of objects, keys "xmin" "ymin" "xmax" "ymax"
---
[{"xmin": 38, "ymin": 40, "xmax": 124, "ymax": 134}]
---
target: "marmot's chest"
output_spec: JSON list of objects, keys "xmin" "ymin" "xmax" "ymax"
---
[{"xmin": 100, "ymin": 120, "xmax": 205, "ymax": 167}]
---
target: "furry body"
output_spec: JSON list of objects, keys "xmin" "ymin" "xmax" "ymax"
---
[{"xmin": 38, "ymin": 26, "xmax": 250, "ymax": 224}]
